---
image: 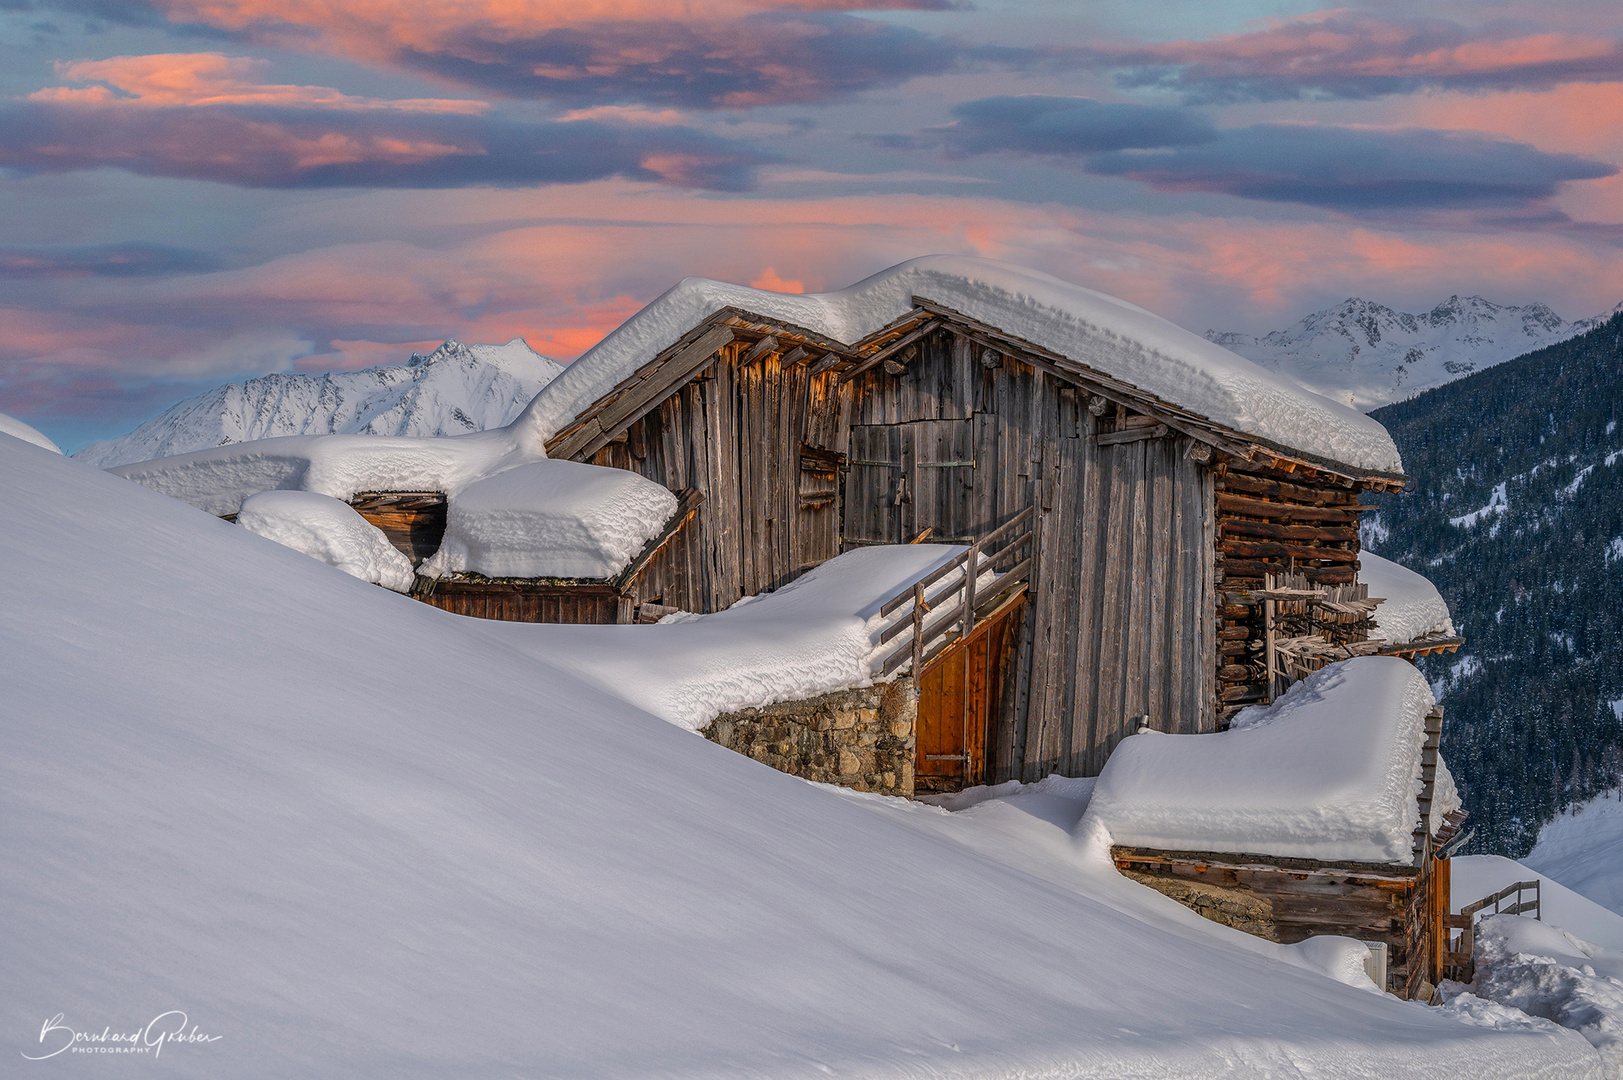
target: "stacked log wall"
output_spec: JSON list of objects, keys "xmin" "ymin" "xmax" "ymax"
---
[{"xmin": 1213, "ymin": 462, "xmax": 1374, "ymax": 717}]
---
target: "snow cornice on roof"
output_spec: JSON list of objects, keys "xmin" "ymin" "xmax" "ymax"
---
[{"xmin": 518, "ymin": 256, "xmax": 1406, "ymax": 484}]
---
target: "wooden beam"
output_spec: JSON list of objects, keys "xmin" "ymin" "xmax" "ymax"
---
[
  {"xmin": 840, "ymin": 318, "xmax": 938, "ymax": 383},
  {"xmin": 740, "ymin": 335, "xmax": 778, "ymax": 366},
  {"xmin": 613, "ymin": 488, "xmax": 705, "ymax": 591},
  {"xmin": 567, "ymin": 324, "xmax": 736, "ymax": 460},
  {"xmin": 1097, "ymin": 424, "xmax": 1168, "ymax": 446},
  {"xmin": 781, "ymin": 345, "xmax": 813, "ymax": 367}
]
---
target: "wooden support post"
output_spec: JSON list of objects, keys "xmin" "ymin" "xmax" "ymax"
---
[
  {"xmin": 1263, "ymin": 572, "xmax": 1278, "ymax": 701},
  {"xmin": 912, "ymin": 582, "xmax": 926, "ymax": 675},
  {"xmin": 963, "ymin": 541, "xmax": 979, "ymax": 638}
]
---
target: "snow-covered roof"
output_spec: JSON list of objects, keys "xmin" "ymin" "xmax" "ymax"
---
[
  {"xmin": 420, "ymin": 459, "xmax": 678, "ymax": 581},
  {"xmin": 515, "ymin": 255, "xmax": 1403, "ymax": 476},
  {"xmin": 109, "ymin": 427, "xmax": 534, "ymax": 517},
  {"xmin": 1361, "ymin": 552, "xmax": 1456, "ymax": 647},
  {"xmin": 238, "ymin": 490, "xmax": 415, "ymax": 593},
  {"xmin": 1083, "ymin": 657, "xmax": 1459, "ymax": 865},
  {"xmin": 0, "ymin": 411, "xmax": 62, "ymax": 454}
]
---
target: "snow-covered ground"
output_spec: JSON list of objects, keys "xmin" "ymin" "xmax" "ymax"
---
[
  {"xmin": 1524, "ymin": 794, "xmax": 1623, "ymax": 917},
  {"xmin": 74, "ymin": 338, "xmax": 562, "ymax": 467},
  {"xmin": 1447, "ymin": 857, "xmax": 1623, "ymax": 1077},
  {"xmin": 0, "ymin": 410, "xmax": 62, "ymax": 453},
  {"xmin": 2, "ymin": 430, "xmax": 1605, "ymax": 1077}
]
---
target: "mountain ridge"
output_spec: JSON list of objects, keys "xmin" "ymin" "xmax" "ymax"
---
[
  {"xmin": 74, "ymin": 338, "xmax": 563, "ymax": 468},
  {"xmin": 1211, "ymin": 294, "xmax": 1622, "ymax": 412}
]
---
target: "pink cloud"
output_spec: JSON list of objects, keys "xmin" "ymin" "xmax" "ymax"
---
[
  {"xmin": 1107, "ymin": 10, "xmax": 1623, "ymax": 100},
  {"xmin": 31, "ymin": 54, "xmax": 488, "ymax": 113}
]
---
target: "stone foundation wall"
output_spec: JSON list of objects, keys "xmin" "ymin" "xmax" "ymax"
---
[
  {"xmin": 701, "ymin": 680, "xmax": 916, "ymax": 797},
  {"xmin": 1117, "ymin": 870, "xmax": 1279, "ymax": 941}
]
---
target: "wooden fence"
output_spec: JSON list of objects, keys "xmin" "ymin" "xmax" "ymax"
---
[
  {"xmin": 1439, "ymin": 878, "xmax": 1542, "ymax": 984},
  {"xmin": 869, "ymin": 506, "xmax": 1035, "ymax": 678}
]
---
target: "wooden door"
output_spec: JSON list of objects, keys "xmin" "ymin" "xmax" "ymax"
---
[
  {"xmin": 843, "ymin": 420, "xmax": 975, "ymax": 548},
  {"xmin": 914, "ymin": 593, "xmax": 1023, "ymax": 793}
]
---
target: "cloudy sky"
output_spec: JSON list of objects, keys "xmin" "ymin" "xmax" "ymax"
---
[{"xmin": 3, "ymin": 0, "xmax": 1620, "ymax": 450}]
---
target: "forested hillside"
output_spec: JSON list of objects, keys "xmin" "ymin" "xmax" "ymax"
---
[{"xmin": 1367, "ymin": 314, "xmax": 1623, "ymax": 856}]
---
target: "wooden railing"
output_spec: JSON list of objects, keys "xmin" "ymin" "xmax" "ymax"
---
[
  {"xmin": 1440, "ymin": 878, "xmax": 1542, "ymax": 983},
  {"xmin": 869, "ymin": 506, "xmax": 1035, "ymax": 679},
  {"xmin": 1462, "ymin": 878, "xmax": 1542, "ymax": 921}
]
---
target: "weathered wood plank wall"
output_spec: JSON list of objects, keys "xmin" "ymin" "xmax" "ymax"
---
[
  {"xmin": 844, "ymin": 329, "xmax": 1218, "ymax": 781},
  {"xmin": 568, "ymin": 322, "xmax": 1322, "ymax": 780},
  {"xmin": 587, "ymin": 342, "xmax": 848, "ymax": 613},
  {"xmin": 420, "ymin": 581, "xmax": 621, "ymax": 623}
]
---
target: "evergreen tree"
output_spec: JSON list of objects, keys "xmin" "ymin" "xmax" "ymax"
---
[{"xmin": 1367, "ymin": 314, "xmax": 1623, "ymax": 856}]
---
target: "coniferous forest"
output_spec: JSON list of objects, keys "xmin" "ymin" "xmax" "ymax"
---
[{"xmin": 1367, "ymin": 314, "xmax": 1623, "ymax": 855}]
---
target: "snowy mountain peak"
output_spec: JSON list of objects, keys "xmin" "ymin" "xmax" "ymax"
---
[
  {"xmin": 1210, "ymin": 294, "xmax": 1619, "ymax": 411},
  {"xmin": 74, "ymin": 338, "xmax": 565, "ymax": 468}
]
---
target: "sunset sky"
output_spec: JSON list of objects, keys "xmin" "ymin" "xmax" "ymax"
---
[{"xmin": 3, "ymin": 0, "xmax": 1621, "ymax": 450}]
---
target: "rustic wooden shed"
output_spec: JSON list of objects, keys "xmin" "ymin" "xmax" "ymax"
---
[
  {"xmin": 523, "ymin": 284, "xmax": 1407, "ymax": 788},
  {"xmin": 344, "ymin": 487, "xmax": 703, "ymax": 624},
  {"xmin": 1107, "ymin": 704, "xmax": 1471, "ymax": 999}
]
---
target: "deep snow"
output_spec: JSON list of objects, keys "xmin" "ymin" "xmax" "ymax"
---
[
  {"xmin": 0, "ymin": 410, "xmax": 62, "ymax": 454},
  {"xmin": 1362, "ymin": 552, "xmax": 1457, "ymax": 647},
  {"xmin": 237, "ymin": 489, "xmax": 416, "ymax": 593},
  {"xmin": 0, "ymin": 434, "xmax": 1600, "ymax": 1077},
  {"xmin": 1083, "ymin": 658, "xmax": 1458, "ymax": 864},
  {"xmin": 1526, "ymin": 793, "xmax": 1623, "ymax": 917}
]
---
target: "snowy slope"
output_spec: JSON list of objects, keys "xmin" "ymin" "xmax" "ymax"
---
[
  {"xmin": 0, "ymin": 436, "xmax": 1599, "ymax": 1077},
  {"xmin": 73, "ymin": 339, "xmax": 563, "ymax": 468},
  {"xmin": 0, "ymin": 411, "xmax": 62, "ymax": 453},
  {"xmin": 1210, "ymin": 295, "xmax": 1622, "ymax": 411},
  {"xmin": 1525, "ymin": 793, "xmax": 1623, "ymax": 917}
]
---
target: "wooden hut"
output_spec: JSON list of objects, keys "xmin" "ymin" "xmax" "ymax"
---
[{"xmin": 514, "ymin": 261, "xmax": 1409, "ymax": 788}]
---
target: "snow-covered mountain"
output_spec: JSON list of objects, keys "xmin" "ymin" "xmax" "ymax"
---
[
  {"xmin": 1210, "ymin": 295, "xmax": 1622, "ymax": 411},
  {"xmin": 74, "ymin": 339, "xmax": 564, "ymax": 468}
]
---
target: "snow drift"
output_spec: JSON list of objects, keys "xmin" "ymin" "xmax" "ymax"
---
[
  {"xmin": 237, "ymin": 490, "xmax": 416, "ymax": 592},
  {"xmin": 0, "ymin": 411, "xmax": 62, "ymax": 454},
  {"xmin": 1083, "ymin": 657, "xmax": 1459, "ymax": 864}
]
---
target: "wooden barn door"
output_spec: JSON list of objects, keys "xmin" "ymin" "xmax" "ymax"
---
[
  {"xmin": 914, "ymin": 593, "xmax": 1024, "ymax": 794},
  {"xmin": 843, "ymin": 420, "xmax": 975, "ymax": 547}
]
